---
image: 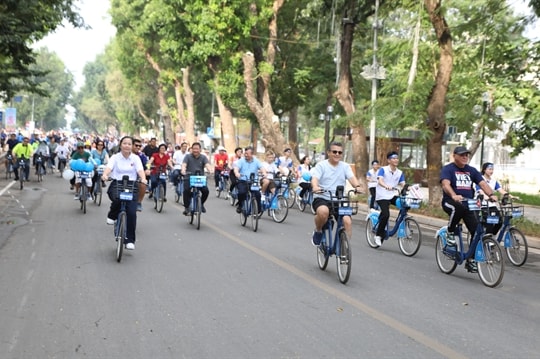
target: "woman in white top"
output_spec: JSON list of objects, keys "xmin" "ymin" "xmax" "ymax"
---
[
  {"xmin": 476, "ymin": 162, "xmax": 511, "ymax": 235},
  {"xmin": 101, "ymin": 136, "xmax": 147, "ymax": 250}
]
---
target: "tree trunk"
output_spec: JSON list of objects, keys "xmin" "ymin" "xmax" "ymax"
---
[
  {"xmin": 425, "ymin": 0, "xmax": 454, "ymax": 206},
  {"xmin": 182, "ymin": 66, "xmax": 196, "ymax": 145},
  {"xmin": 215, "ymin": 90, "xmax": 236, "ymax": 152}
]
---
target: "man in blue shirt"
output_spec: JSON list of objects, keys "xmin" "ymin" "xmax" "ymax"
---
[{"xmin": 233, "ymin": 146, "xmax": 266, "ymax": 214}]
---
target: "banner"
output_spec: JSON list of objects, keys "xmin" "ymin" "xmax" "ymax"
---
[{"xmin": 5, "ymin": 108, "xmax": 16, "ymax": 131}]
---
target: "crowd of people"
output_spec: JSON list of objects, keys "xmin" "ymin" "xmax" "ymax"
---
[{"xmin": 2, "ymin": 128, "xmax": 513, "ymax": 266}]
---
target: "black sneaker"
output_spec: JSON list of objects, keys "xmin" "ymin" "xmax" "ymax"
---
[
  {"xmin": 182, "ymin": 209, "xmax": 189, "ymax": 216},
  {"xmin": 312, "ymin": 231, "xmax": 323, "ymax": 246},
  {"xmin": 201, "ymin": 205, "xmax": 206, "ymax": 213},
  {"xmin": 236, "ymin": 205, "xmax": 242, "ymax": 214},
  {"xmin": 465, "ymin": 260, "xmax": 478, "ymax": 273},
  {"xmin": 445, "ymin": 231, "xmax": 456, "ymax": 246}
]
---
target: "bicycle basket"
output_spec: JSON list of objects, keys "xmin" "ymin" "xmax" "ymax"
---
[
  {"xmin": 466, "ymin": 198, "xmax": 481, "ymax": 211},
  {"xmin": 190, "ymin": 175, "xmax": 207, "ymax": 187},
  {"xmin": 502, "ymin": 205, "xmax": 524, "ymax": 219},
  {"xmin": 481, "ymin": 207, "xmax": 500, "ymax": 224},
  {"xmin": 111, "ymin": 179, "xmax": 137, "ymax": 201},
  {"xmin": 273, "ymin": 177, "xmax": 282, "ymax": 188},
  {"xmin": 397, "ymin": 196, "xmax": 422, "ymax": 209}
]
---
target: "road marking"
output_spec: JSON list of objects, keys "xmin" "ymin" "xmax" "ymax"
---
[
  {"xmin": 205, "ymin": 220, "xmax": 468, "ymax": 359},
  {"xmin": 0, "ymin": 180, "xmax": 16, "ymax": 196}
]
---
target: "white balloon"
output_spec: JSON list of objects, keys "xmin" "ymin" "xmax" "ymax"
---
[{"xmin": 62, "ymin": 169, "xmax": 75, "ymax": 180}]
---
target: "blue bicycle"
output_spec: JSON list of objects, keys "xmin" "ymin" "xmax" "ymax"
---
[
  {"xmin": 276, "ymin": 173, "xmax": 296, "ymax": 208},
  {"xmin": 435, "ymin": 197, "xmax": 505, "ymax": 288},
  {"xmin": 112, "ymin": 176, "xmax": 137, "ymax": 262},
  {"xmin": 215, "ymin": 169, "xmax": 230, "ymax": 200},
  {"xmin": 174, "ymin": 173, "xmax": 184, "ymax": 203},
  {"xmin": 493, "ymin": 194, "xmax": 528, "ymax": 266},
  {"xmin": 151, "ymin": 165, "xmax": 168, "ymax": 213},
  {"xmin": 365, "ymin": 187, "xmax": 422, "ymax": 256},
  {"xmin": 316, "ymin": 186, "xmax": 359, "ymax": 284},
  {"xmin": 238, "ymin": 174, "xmax": 260, "ymax": 232},
  {"xmin": 259, "ymin": 177, "xmax": 288, "ymax": 223},
  {"xmin": 187, "ymin": 172, "xmax": 207, "ymax": 230}
]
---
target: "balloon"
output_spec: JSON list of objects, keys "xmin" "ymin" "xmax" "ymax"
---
[
  {"xmin": 84, "ymin": 162, "xmax": 94, "ymax": 172},
  {"xmin": 62, "ymin": 169, "xmax": 75, "ymax": 180},
  {"xmin": 302, "ymin": 172, "xmax": 312, "ymax": 181}
]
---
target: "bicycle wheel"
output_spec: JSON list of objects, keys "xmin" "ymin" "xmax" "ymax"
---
[
  {"xmin": 116, "ymin": 212, "xmax": 126, "ymax": 262},
  {"xmin": 284, "ymin": 188, "xmax": 296, "ymax": 208},
  {"xmin": 189, "ymin": 194, "xmax": 195, "ymax": 224},
  {"xmin": 477, "ymin": 236, "xmax": 504, "ymax": 288},
  {"xmin": 156, "ymin": 184, "xmax": 164, "ymax": 213},
  {"xmin": 317, "ymin": 230, "xmax": 329, "ymax": 270},
  {"xmin": 271, "ymin": 196, "xmax": 289, "ymax": 223},
  {"xmin": 365, "ymin": 218, "xmax": 379, "ymax": 248},
  {"xmin": 250, "ymin": 197, "xmax": 259, "ymax": 232},
  {"xmin": 80, "ymin": 187, "xmax": 87, "ymax": 214},
  {"xmin": 336, "ymin": 230, "xmax": 351, "ymax": 284},
  {"xmin": 19, "ymin": 168, "xmax": 24, "ymax": 190},
  {"xmin": 505, "ymin": 227, "xmax": 528, "ymax": 267},
  {"xmin": 195, "ymin": 195, "xmax": 202, "ymax": 230},
  {"xmin": 398, "ymin": 218, "xmax": 422, "ymax": 257},
  {"xmin": 215, "ymin": 185, "xmax": 221, "ymax": 198},
  {"xmin": 239, "ymin": 196, "xmax": 248, "ymax": 226},
  {"xmin": 37, "ymin": 167, "xmax": 43, "ymax": 182},
  {"xmin": 435, "ymin": 235, "xmax": 457, "ymax": 274},
  {"xmin": 59, "ymin": 161, "xmax": 65, "ymax": 177},
  {"xmin": 94, "ymin": 181, "xmax": 102, "ymax": 206}
]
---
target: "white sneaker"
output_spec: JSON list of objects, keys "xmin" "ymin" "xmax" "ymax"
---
[
  {"xmin": 73, "ymin": 194, "xmax": 80, "ymax": 200},
  {"xmin": 370, "ymin": 208, "xmax": 378, "ymax": 213},
  {"xmin": 106, "ymin": 218, "xmax": 116, "ymax": 225},
  {"xmin": 126, "ymin": 243, "xmax": 135, "ymax": 250},
  {"xmin": 375, "ymin": 236, "xmax": 382, "ymax": 246}
]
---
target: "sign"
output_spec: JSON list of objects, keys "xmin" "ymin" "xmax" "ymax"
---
[
  {"xmin": 5, "ymin": 108, "xmax": 16, "ymax": 131},
  {"xmin": 207, "ymin": 127, "xmax": 214, "ymax": 137}
]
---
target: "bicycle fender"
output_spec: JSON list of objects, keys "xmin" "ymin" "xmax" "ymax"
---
[
  {"xmin": 366, "ymin": 212, "xmax": 379, "ymax": 224},
  {"xmin": 474, "ymin": 238, "xmax": 486, "ymax": 262},
  {"xmin": 436, "ymin": 226, "xmax": 448, "ymax": 240}
]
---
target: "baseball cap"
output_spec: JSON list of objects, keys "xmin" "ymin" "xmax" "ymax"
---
[{"xmin": 453, "ymin": 146, "xmax": 471, "ymax": 155}]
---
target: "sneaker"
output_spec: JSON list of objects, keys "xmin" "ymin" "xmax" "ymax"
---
[
  {"xmin": 236, "ymin": 205, "xmax": 242, "ymax": 214},
  {"xmin": 137, "ymin": 203, "xmax": 143, "ymax": 212},
  {"xmin": 149, "ymin": 192, "xmax": 153, "ymax": 199},
  {"xmin": 126, "ymin": 243, "xmax": 135, "ymax": 250},
  {"xmin": 446, "ymin": 232, "xmax": 456, "ymax": 246},
  {"xmin": 74, "ymin": 194, "xmax": 80, "ymax": 200},
  {"xmin": 87, "ymin": 194, "xmax": 92, "ymax": 200},
  {"xmin": 183, "ymin": 209, "xmax": 189, "ymax": 216},
  {"xmin": 465, "ymin": 260, "xmax": 478, "ymax": 273},
  {"xmin": 201, "ymin": 205, "xmax": 206, "ymax": 213},
  {"xmin": 370, "ymin": 208, "xmax": 378, "ymax": 213},
  {"xmin": 311, "ymin": 231, "xmax": 323, "ymax": 246},
  {"xmin": 375, "ymin": 236, "xmax": 382, "ymax": 246},
  {"xmin": 106, "ymin": 218, "xmax": 116, "ymax": 225}
]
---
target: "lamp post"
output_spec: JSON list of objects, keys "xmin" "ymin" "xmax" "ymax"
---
[
  {"xmin": 472, "ymin": 92, "xmax": 505, "ymax": 165},
  {"xmin": 320, "ymin": 106, "xmax": 333, "ymax": 158}
]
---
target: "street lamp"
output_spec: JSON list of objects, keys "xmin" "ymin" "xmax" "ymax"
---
[
  {"xmin": 321, "ymin": 105, "xmax": 333, "ymax": 158},
  {"xmin": 472, "ymin": 92, "xmax": 505, "ymax": 165}
]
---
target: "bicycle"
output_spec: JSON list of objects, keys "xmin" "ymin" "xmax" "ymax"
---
[
  {"xmin": 435, "ymin": 197, "xmax": 505, "ymax": 288},
  {"xmin": 112, "ymin": 176, "xmax": 138, "ymax": 262},
  {"xmin": 174, "ymin": 173, "xmax": 184, "ymax": 203},
  {"xmin": 295, "ymin": 184, "xmax": 315, "ymax": 214},
  {"xmin": 35, "ymin": 153, "xmax": 45, "ymax": 182},
  {"xmin": 238, "ymin": 173, "xmax": 260, "ymax": 232},
  {"xmin": 17, "ymin": 159, "xmax": 27, "ymax": 190},
  {"xmin": 316, "ymin": 186, "xmax": 359, "ymax": 284},
  {"xmin": 259, "ymin": 177, "xmax": 288, "ymax": 223},
  {"xmin": 215, "ymin": 169, "xmax": 230, "ymax": 199},
  {"xmin": 492, "ymin": 194, "xmax": 528, "ymax": 266},
  {"xmin": 5, "ymin": 153, "xmax": 14, "ymax": 179},
  {"xmin": 276, "ymin": 173, "xmax": 296, "ymax": 208},
  {"xmin": 365, "ymin": 187, "xmax": 422, "ymax": 256},
  {"xmin": 186, "ymin": 172, "xmax": 207, "ymax": 230},
  {"xmin": 75, "ymin": 171, "xmax": 92, "ymax": 214},
  {"xmin": 151, "ymin": 165, "xmax": 168, "ymax": 213},
  {"xmin": 229, "ymin": 185, "xmax": 238, "ymax": 206},
  {"xmin": 93, "ymin": 165, "xmax": 105, "ymax": 206}
]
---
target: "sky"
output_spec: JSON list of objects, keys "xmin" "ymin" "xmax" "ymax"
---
[{"xmin": 35, "ymin": 0, "xmax": 116, "ymax": 90}]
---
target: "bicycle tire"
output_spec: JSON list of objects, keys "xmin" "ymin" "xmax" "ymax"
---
[
  {"xmin": 336, "ymin": 230, "xmax": 351, "ymax": 284},
  {"xmin": 504, "ymin": 227, "xmax": 528, "ymax": 267},
  {"xmin": 215, "ymin": 186, "xmax": 221, "ymax": 198},
  {"xmin": 239, "ymin": 196, "xmax": 248, "ymax": 226},
  {"xmin": 271, "ymin": 196, "xmax": 289, "ymax": 223},
  {"xmin": 477, "ymin": 236, "xmax": 504, "ymax": 288},
  {"xmin": 365, "ymin": 218, "xmax": 379, "ymax": 248},
  {"xmin": 435, "ymin": 235, "xmax": 457, "ymax": 274},
  {"xmin": 116, "ymin": 212, "xmax": 126, "ymax": 262},
  {"xmin": 156, "ymin": 184, "xmax": 164, "ymax": 213},
  {"xmin": 189, "ymin": 193, "xmax": 195, "ymax": 225},
  {"xmin": 285, "ymin": 188, "xmax": 296, "ymax": 208},
  {"xmin": 317, "ymin": 229, "xmax": 329, "ymax": 270},
  {"xmin": 37, "ymin": 166, "xmax": 43, "ymax": 182},
  {"xmin": 195, "ymin": 195, "xmax": 202, "ymax": 230},
  {"xmin": 95, "ymin": 182, "xmax": 102, "ymax": 206},
  {"xmin": 398, "ymin": 218, "xmax": 422, "ymax": 257},
  {"xmin": 59, "ymin": 161, "xmax": 65, "ymax": 177},
  {"xmin": 250, "ymin": 197, "xmax": 259, "ymax": 232},
  {"xmin": 19, "ymin": 167, "xmax": 24, "ymax": 190},
  {"xmin": 80, "ymin": 186, "xmax": 87, "ymax": 214}
]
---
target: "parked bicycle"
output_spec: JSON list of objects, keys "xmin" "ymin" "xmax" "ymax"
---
[
  {"xmin": 491, "ymin": 194, "xmax": 528, "ymax": 266},
  {"xmin": 238, "ymin": 173, "xmax": 260, "ymax": 232},
  {"xmin": 435, "ymin": 197, "xmax": 505, "ymax": 288},
  {"xmin": 111, "ymin": 176, "xmax": 138, "ymax": 262},
  {"xmin": 316, "ymin": 186, "xmax": 358, "ymax": 284},
  {"xmin": 365, "ymin": 186, "xmax": 422, "ymax": 256},
  {"xmin": 186, "ymin": 171, "xmax": 207, "ymax": 230}
]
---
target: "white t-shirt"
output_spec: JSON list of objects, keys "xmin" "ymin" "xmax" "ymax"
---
[
  {"xmin": 172, "ymin": 150, "xmax": 188, "ymax": 169},
  {"xmin": 311, "ymin": 160, "xmax": 355, "ymax": 200},
  {"xmin": 107, "ymin": 153, "xmax": 144, "ymax": 181}
]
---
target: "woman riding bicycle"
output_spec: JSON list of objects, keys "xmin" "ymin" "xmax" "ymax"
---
[
  {"xmin": 311, "ymin": 142, "xmax": 363, "ymax": 246},
  {"xmin": 297, "ymin": 155, "xmax": 312, "ymax": 199},
  {"xmin": 147, "ymin": 143, "xmax": 173, "ymax": 201},
  {"xmin": 181, "ymin": 142, "xmax": 213, "ymax": 215},
  {"xmin": 101, "ymin": 136, "xmax": 148, "ymax": 250}
]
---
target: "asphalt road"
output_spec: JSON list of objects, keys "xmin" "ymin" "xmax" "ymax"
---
[{"xmin": 0, "ymin": 173, "xmax": 539, "ymax": 358}]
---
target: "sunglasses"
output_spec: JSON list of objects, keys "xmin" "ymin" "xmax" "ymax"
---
[
  {"xmin": 331, "ymin": 150, "xmax": 343, "ymax": 155},
  {"xmin": 134, "ymin": 144, "xmax": 141, "ymax": 147}
]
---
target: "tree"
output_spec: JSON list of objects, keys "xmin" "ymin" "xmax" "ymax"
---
[{"xmin": 0, "ymin": 0, "xmax": 83, "ymax": 100}]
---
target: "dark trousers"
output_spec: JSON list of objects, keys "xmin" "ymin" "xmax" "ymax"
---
[
  {"xmin": 236, "ymin": 181, "xmax": 262, "ymax": 212},
  {"xmin": 442, "ymin": 199, "xmax": 479, "ymax": 237},
  {"xmin": 13, "ymin": 158, "xmax": 30, "ymax": 180},
  {"xmin": 182, "ymin": 178, "xmax": 209, "ymax": 208},
  {"xmin": 299, "ymin": 182, "xmax": 311, "ymax": 198},
  {"xmin": 150, "ymin": 174, "xmax": 167, "ymax": 197},
  {"xmin": 376, "ymin": 197, "xmax": 398, "ymax": 238},
  {"xmin": 369, "ymin": 187, "xmax": 377, "ymax": 209},
  {"xmin": 107, "ymin": 194, "xmax": 138, "ymax": 244}
]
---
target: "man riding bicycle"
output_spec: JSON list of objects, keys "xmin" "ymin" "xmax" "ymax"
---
[
  {"xmin": 233, "ymin": 146, "xmax": 266, "ymax": 215},
  {"xmin": 311, "ymin": 142, "xmax": 363, "ymax": 246},
  {"xmin": 181, "ymin": 142, "xmax": 213, "ymax": 215},
  {"xmin": 12, "ymin": 137, "xmax": 33, "ymax": 182}
]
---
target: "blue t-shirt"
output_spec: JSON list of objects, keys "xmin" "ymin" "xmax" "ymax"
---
[
  {"xmin": 311, "ymin": 160, "xmax": 354, "ymax": 200},
  {"xmin": 440, "ymin": 163, "xmax": 484, "ymax": 202},
  {"xmin": 235, "ymin": 157, "xmax": 263, "ymax": 180}
]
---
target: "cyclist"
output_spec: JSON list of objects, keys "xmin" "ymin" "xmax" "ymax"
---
[
  {"xmin": 54, "ymin": 138, "xmax": 70, "ymax": 172},
  {"xmin": 132, "ymin": 138, "xmax": 148, "ymax": 212},
  {"xmin": 440, "ymin": 146, "xmax": 497, "ymax": 253},
  {"xmin": 4, "ymin": 133, "xmax": 19, "ymax": 169},
  {"xmin": 475, "ymin": 162, "xmax": 513, "ymax": 235},
  {"xmin": 101, "ymin": 136, "xmax": 148, "ymax": 250},
  {"xmin": 366, "ymin": 159, "xmax": 380, "ymax": 211},
  {"xmin": 171, "ymin": 142, "xmax": 189, "ymax": 189},
  {"xmin": 229, "ymin": 147, "xmax": 243, "ymax": 193},
  {"xmin": 276, "ymin": 147, "xmax": 296, "ymax": 179},
  {"xmin": 33, "ymin": 139, "xmax": 50, "ymax": 175},
  {"xmin": 71, "ymin": 142, "xmax": 93, "ymax": 200},
  {"xmin": 143, "ymin": 137, "xmax": 159, "ymax": 158},
  {"xmin": 12, "ymin": 137, "xmax": 33, "ymax": 182},
  {"xmin": 374, "ymin": 151, "xmax": 406, "ymax": 247},
  {"xmin": 233, "ymin": 146, "xmax": 267, "ymax": 214},
  {"xmin": 213, "ymin": 145, "xmax": 229, "ymax": 188},
  {"xmin": 90, "ymin": 140, "xmax": 109, "ymax": 192},
  {"xmin": 311, "ymin": 142, "xmax": 363, "ymax": 246},
  {"xmin": 260, "ymin": 150, "xmax": 278, "ymax": 201},
  {"xmin": 297, "ymin": 155, "xmax": 312, "ymax": 199},
  {"xmin": 181, "ymin": 142, "xmax": 213, "ymax": 215},
  {"xmin": 147, "ymin": 143, "xmax": 173, "ymax": 201}
]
